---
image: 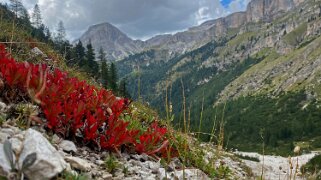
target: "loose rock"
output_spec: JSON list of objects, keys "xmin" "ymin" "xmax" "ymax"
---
[
  {"xmin": 59, "ymin": 140, "xmax": 77, "ymax": 153},
  {"xmin": 19, "ymin": 129, "xmax": 67, "ymax": 180},
  {"xmin": 65, "ymin": 156, "xmax": 92, "ymax": 172}
]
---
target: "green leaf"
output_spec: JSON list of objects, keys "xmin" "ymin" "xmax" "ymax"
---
[
  {"xmin": 3, "ymin": 140, "xmax": 14, "ymax": 171},
  {"xmin": 22, "ymin": 153, "xmax": 37, "ymax": 170}
]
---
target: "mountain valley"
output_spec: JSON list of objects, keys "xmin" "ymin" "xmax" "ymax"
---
[{"xmin": 78, "ymin": 0, "xmax": 321, "ymax": 154}]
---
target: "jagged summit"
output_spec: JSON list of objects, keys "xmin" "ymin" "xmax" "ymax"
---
[
  {"xmin": 78, "ymin": 0, "xmax": 301, "ymax": 61},
  {"xmin": 78, "ymin": 22, "xmax": 143, "ymax": 60}
]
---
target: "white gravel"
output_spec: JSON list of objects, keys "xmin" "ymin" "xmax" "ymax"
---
[{"xmin": 235, "ymin": 151, "xmax": 320, "ymax": 180}]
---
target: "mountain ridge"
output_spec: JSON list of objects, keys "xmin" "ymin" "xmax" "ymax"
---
[{"xmin": 77, "ymin": 0, "xmax": 303, "ymax": 60}]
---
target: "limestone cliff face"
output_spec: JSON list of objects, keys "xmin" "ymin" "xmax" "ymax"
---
[
  {"xmin": 225, "ymin": 12, "xmax": 247, "ymax": 28},
  {"xmin": 141, "ymin": 0, "xmax": 298, "ymax": 55},
  {"xmin": 246, "ymin": 0, "xmax": 295, "ymax": 22}
]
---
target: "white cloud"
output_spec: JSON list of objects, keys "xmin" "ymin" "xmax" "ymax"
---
[{"xmin": 0, "ymin": 0, "xmax": 250, "ymax": 40}]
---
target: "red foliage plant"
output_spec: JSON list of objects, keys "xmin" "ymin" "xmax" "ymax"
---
[{"xmin": 0, "ymin": 44, "xmax": 172, "ymax": 156}]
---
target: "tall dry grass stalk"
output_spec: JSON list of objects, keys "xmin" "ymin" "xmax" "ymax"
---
[
  {"xmin": 188, "ymin": 104, "xmax": 191, "ymax": 134},
  {"xmin": 180, "ymin": 79, "xmax": 188, "ymax": 179},
  {"xmin": 198, "ymin": 91, "xmax": 204, "ymax": 140},
  {"xmin": 293, "ymin": 146, "xmax": 301, "ymax": 180},
  {"xmin": 0, "ymin": 8, "xmax": 3, "ymax": 30},
  {"xmin": 165, "ymin": 82, "xmax": 169, "ymax": 122},
  {"xmin": 260, "ymin": 129, "xmax": 265, "ymax": 180},
  {"xmin": 9, "ymin": 13, "xmax": 16, "ymax": 54},
  {"xmin": 180, "ymin": 79, "xmax": 187, "ymax": 134},
  {"xmin": 289, "ymin": 156, "xmax": 293, "ymax": 180},
  {"xmin": 209, "ymin": 108, "xmax": 218, "ymax": 143},
  {"xmin": 217, "ymin": 103, "xmax": 226, "ymax": 152},
  {"xmin": 137, "ymin": 65, "xmax": 141, "ymax": 102}
]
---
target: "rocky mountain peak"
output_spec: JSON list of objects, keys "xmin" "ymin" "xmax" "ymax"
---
[
  {"xmin": 85, "ymin": 22, "xmax": 131, "ymax": 42},
  {"xmin": 78, "ymin": 22, "xmax": 143, "ymax": 61}
]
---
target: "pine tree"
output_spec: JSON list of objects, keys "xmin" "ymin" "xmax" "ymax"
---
[
  {"xmin": 31, "ymin": 4, "xmax": 42, "ymax": 28},
  {"xmin": 20, "ymin": 6, "xmax": 30, "ymax": 28},
  {"xmin": 98, "ymin": 48, "xmax": 109, "ymax": 88},
  {"xmin": 98, "ymin": 47, "xmax": 106, "ymax": 62},
  {"xmin": 74, "ymin": 41, "xmax": 86, "ymax": 67},
  {"xmin": 44, "ymin": 27, "xmax": 52, "ymax": 42},
  {"xmin": 85, "ymin": 43, "xmax": 99, "ymax": 77},
  {"xmin": 56, "ymin": 20, "xmax": 66, "ymax": 44},
  {"xmin": 119, "ymin": 78, "xmax": 130, "ymax": 98},
  {"xmin": 110, "ymin": 62, "xmax": 118, "ymax": 92},
  {"xmin": 9, "ymin": 0, "xmax": 23, "ymax": 18}
]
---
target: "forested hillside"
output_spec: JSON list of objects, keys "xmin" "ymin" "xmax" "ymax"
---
[{"xmin": 117, "ymin": 0, "xmax": 321, "ymax": 155}]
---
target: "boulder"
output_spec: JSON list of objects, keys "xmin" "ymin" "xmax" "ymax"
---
[
  {"xmin": 19, "ymin": 129, "xmax": 67, "ymax": 180},
  {"xmin": 31, "ymin": 47, "xmax": 45, "ymax": 56}
]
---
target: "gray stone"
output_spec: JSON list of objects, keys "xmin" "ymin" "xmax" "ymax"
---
[
  {"xmin": 148, "ymin": 161, "xmax": 160, "ymax": 173},
  {"xmin": 82, "ymin": 150, "xmax": 88, "ymax": 156},
  {"xmin": 12, "ymin": 134, "xmax": 24, "ymax": 141},
  {"xmin": 9, "ymin": 137, "xmax": 23, "ymax": 155},
  {"xmin": 0, "ymin": 144, "xmax": 13, "ymax": 176},
  {"xmin": 0, "ymin": 128, "xmax": 15, "ymax": 136},
  {"xmin": 0, "ymin": 132, "xmax": 10, "ymax": 143},
  {"xmin": 59, "ymin": 140, "xmax": 77, "ymax": 153},
  {"xmin": 174, "ymin": 169, "xmax": 209, "ymax": 180},
  {"xmin": 31, "ymin": 47, "xmax": 45, "ymax": 56},
  {"xmin": 19, "ymin": 129, "xmax": 67, "ymax": 180},
  {"xmin": 158, "ymin": 168, "xmax": 209, "ymax": 180},
  {"xmin": 102, "ymin": 173, "xmax": 113, "ymax": 180},
  {"xmin": 140, "ymin": 153, "xmax": 149, "ymax": 161},
  {"xmin": 89, "ymin": 156, "xmax": 96, "ymax": 162},
  {"xmin": 1, "ymin": 125, "xmax": 20, "ymax": 134},
  {"xmin": 0, "ymin": 101, "xmax": 7, "ymax": 112},
  {"xmin": 65, "ymin": 156, "xmax": 92, "ymax": 172},
  {"xmin": 113, "ymin": 172, "xmax": 125, "ymax": 180},
  {"xmin": 169, "ymin": 157, "xmax": 183, "ymax": 170},
  {"xmin": 95, "ymin": 160, "xmax": 104, "ymax": 166},
  {"xmin": 51, "ymin": 134, "xmax": 61, "ymax": 144}
]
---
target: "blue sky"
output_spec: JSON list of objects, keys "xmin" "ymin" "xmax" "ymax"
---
[{"xmin": 221, "ymin": 0, "xmax": 234, "ymax": 8}]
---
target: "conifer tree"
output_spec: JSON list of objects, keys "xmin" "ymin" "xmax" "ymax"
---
[
  {"xmin": 56, "ymin": 20, "xmax": 66, "ymax": 43},
  {"xmin": 110, "ymin": 62, "xmax": 118, "ymax": 91},
  {"xmin": 31, "ymin": 4, "xmax": 42, "ymax": 28},
  {"xmin": 119, "ymin": 78, "xmax": 130, "ymax": 98},
  {"xmin": 74, "ymin": 41, "xmax": 86, "ymax": 67},
  {"xmin": 85, "ymin": 43, "xmax": 99, "ymax": 77},
  {"xmin": 44, "ymin": 27, "xmax": 52, "ymax": 42},
  {"xmin": 20, "ymin": 6, "xmax": 30, "ymax": 28},
  {"xmin": 98, "ymin": 48, "xmax": 109, "ymax": 88},
  {"xmin": 9, "ymin": 0, "xmax": 23, "ymax": 18}
]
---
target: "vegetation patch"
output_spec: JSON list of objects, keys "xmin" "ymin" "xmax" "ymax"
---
[
  {"xmin": 301, "ymin": 154, "xmax": 321, "ymax": 179},
  {"xmin": 235, "ymin": 154, "xmax": 260, "ymax": 162}
]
